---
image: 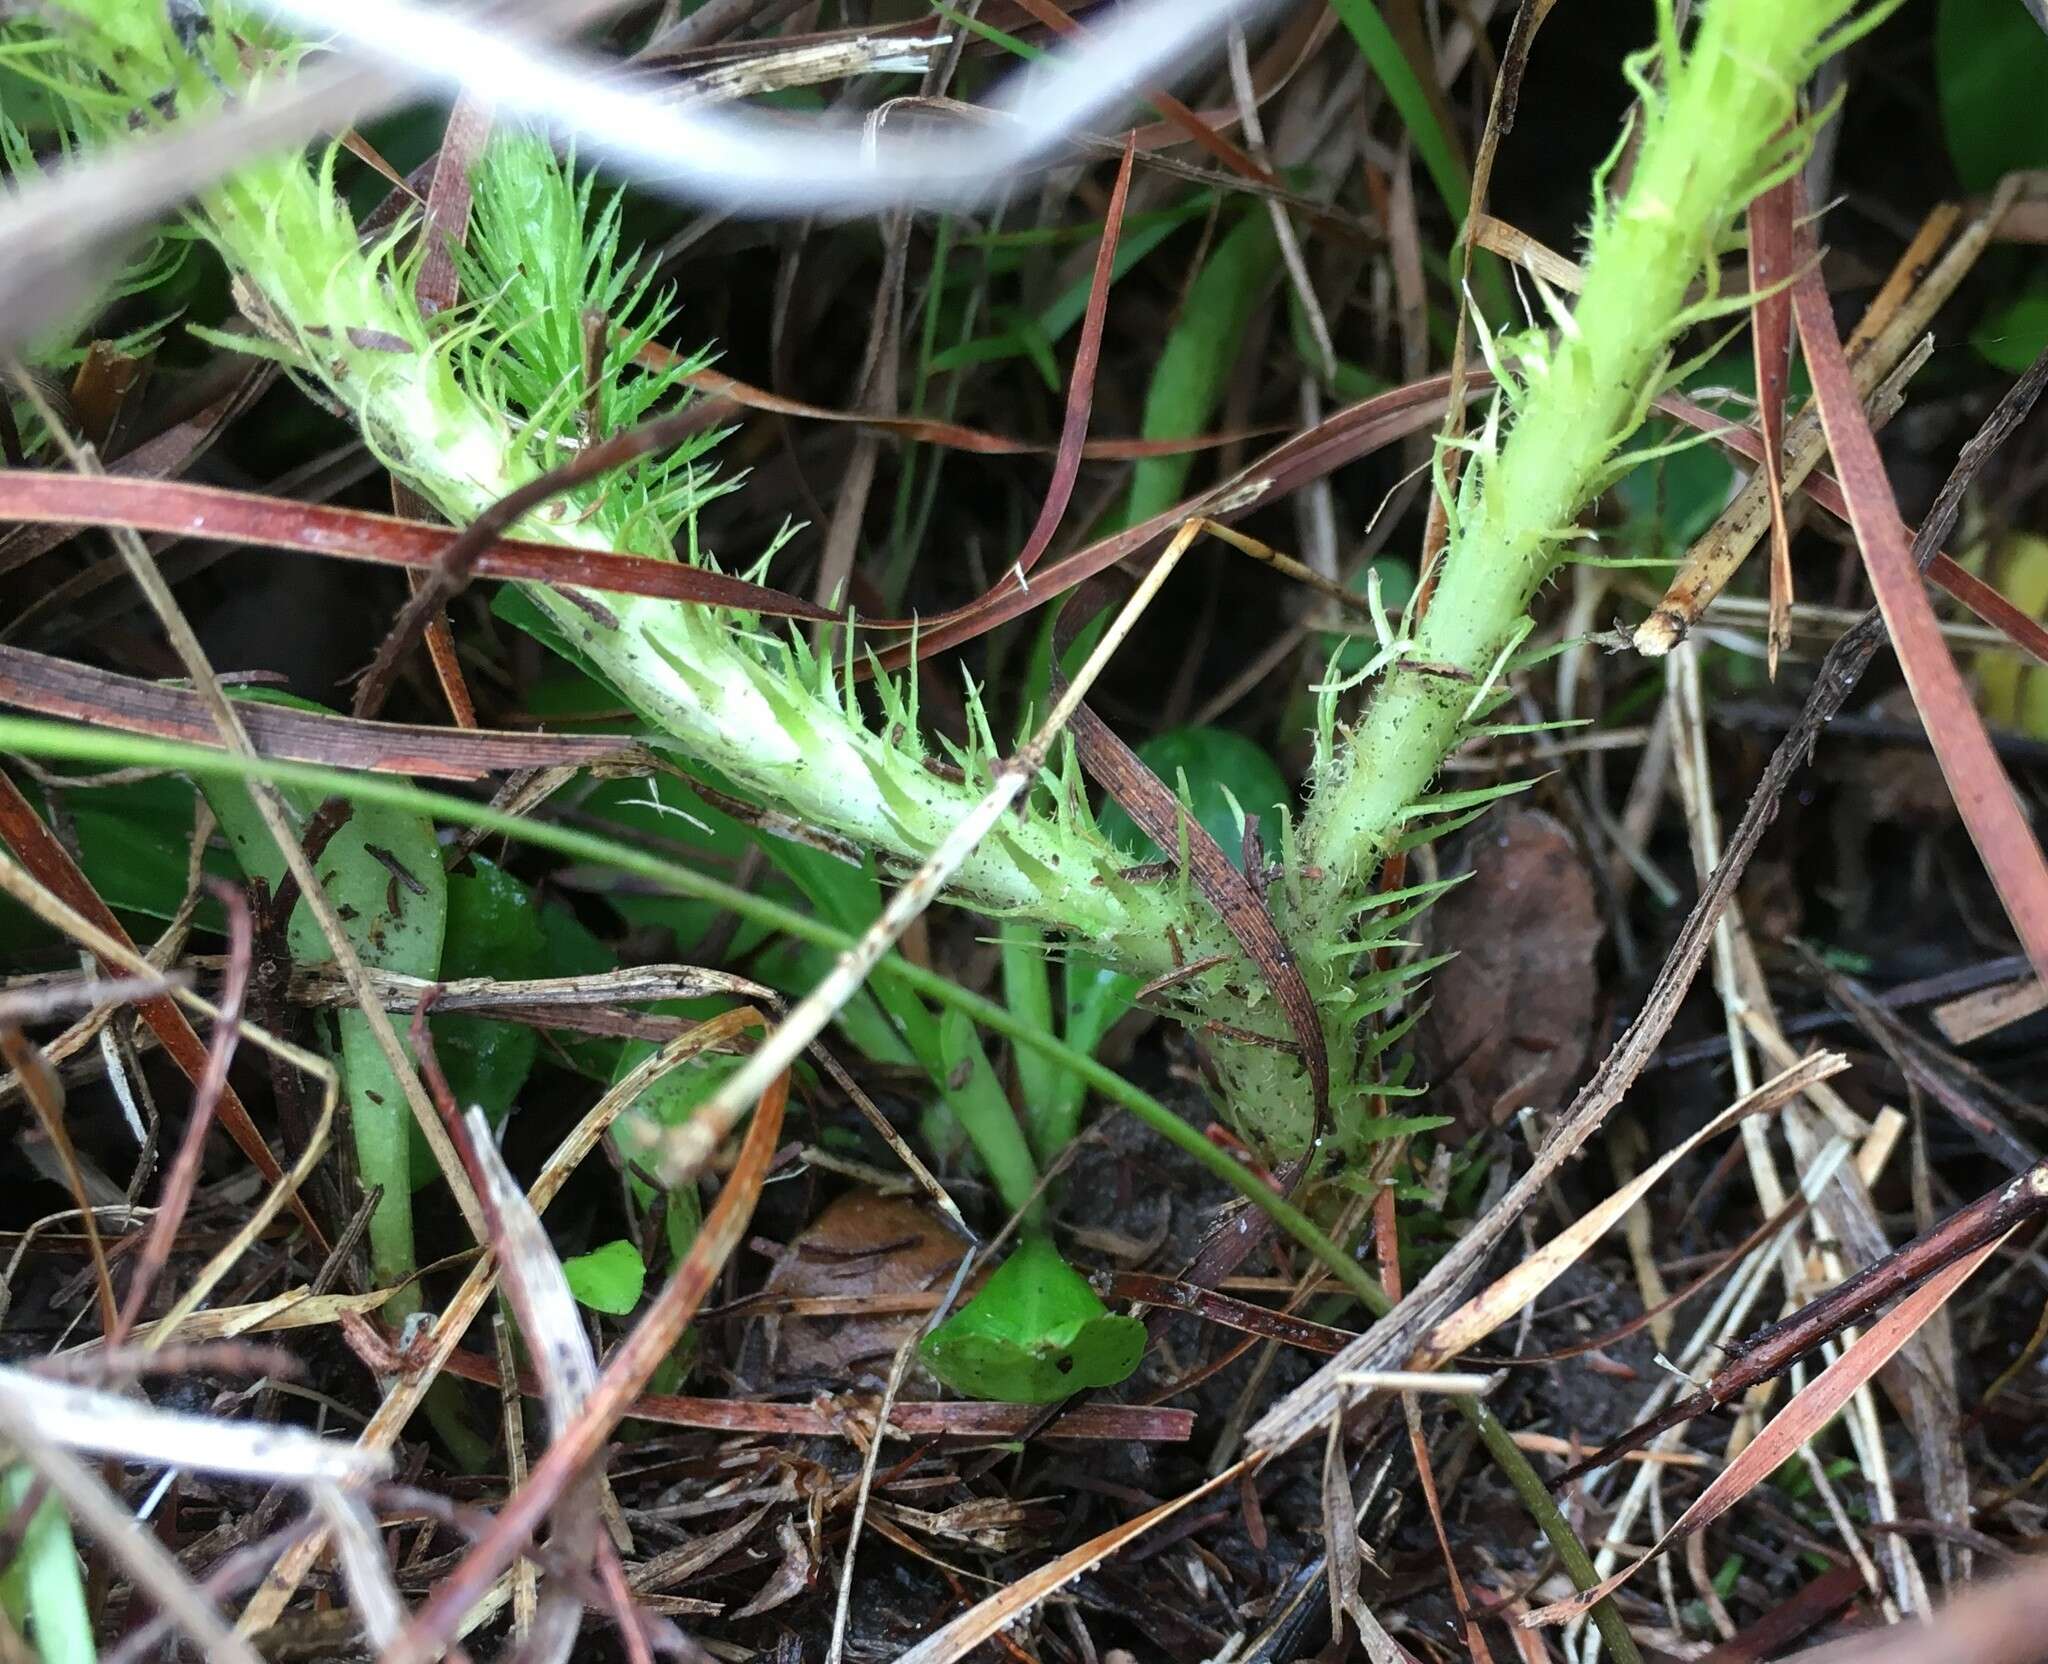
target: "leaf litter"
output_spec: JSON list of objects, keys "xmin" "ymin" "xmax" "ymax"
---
[{"xmin": 6, "ymin": 5, "xmax": 2048, "ymax": 1662}]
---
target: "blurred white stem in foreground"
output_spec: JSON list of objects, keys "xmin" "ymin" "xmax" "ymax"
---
[{"xmin": 254, "ymin": 0, "xmax": 1284, "ymax": 211}]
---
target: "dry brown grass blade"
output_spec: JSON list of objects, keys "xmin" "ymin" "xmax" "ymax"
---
[
  {"xmin": 0, "ymin": 771, "xmax": 325, "ymax": 1246},
  {"xmin": 1789, "ymin": 201, "xmax": 2048, "ymax": 983},
  {"xmin": 1322, "ymin": 1419, "xmax": 1370, "ymax": 1651},
  {"xmin": 636, "ymin": 349, "xmax": 1277, "ymax": 459},
  {"xmin": 1415, "ymin": 1051, "xmax": 1846, "ymax": 1370},
  {"xmin": 0, "ymin": 357, "xmax": 273, "ymax": 584},
  {"xmin": 1524, "ymin": 1227, "xmax": 2012, "ymax": 1628},
  {"xmin": 1785, "ymin": 1556, "xmax": 2048, "ymax": 1664},
  {"xmin": 1922, "ymin": 553, "xmax": 2048, "ymax": 670},
  {"xmin": 1469, "ymin": 211, "xmax": 1582, "ymax": 292},
  {"xmin": 0, "ymin": 645, "xmax": 633, "ymax": 778},
  {"xmin": 390, "ymin": 91, "xmax": 495, "ymax": 729},
  {"xmin": 1638, "ymin": 187, "xmax": 2013, "ymax": 656},
  {"xmin": 236, "ymin": 1009, "xmax": 767, "ymax": 1634},
  {"xmin": 92, "ymin": 1283, "xmax": 401, "ymax": 1348},
  {"xmin": 0, "ymin": 471, "xmax": 841, "ymax": 619},
  {"xmin": 1109, "ymin": 1272, "xmax": 1361, "ymax": 1353},
  {"xmin": 1932, "ymin": 972, "xmax": 2048, "ymax": 1045},
  {"xmin": 1015, "ymin": 134, "xmax": 1134, "ymax": 584},
  {"xmin": 1748, "ymin": 168, "xmax": 1798, "ymax": 674},
  {"xmin": 0, "ymin": 1023, "xmax": 117, "ymax": 1334},
  {"xmin": 433, "ymin": 1342, "xmax": 1195, "ymax": 1440},
  {"xmin": 376, "ymin": 1061, "xmax": 786, "ymax": 1664},
  {"xmin": 893, "ymin": 1462, "xmax": 1247, "ymax": 1664},
  {"xmin": 414, "ymin": 93, "xmax": 492, "ymax": 322},
  {"xmin": 105, "ymin": 879, "xmax": 252, "ymax": 1348}
]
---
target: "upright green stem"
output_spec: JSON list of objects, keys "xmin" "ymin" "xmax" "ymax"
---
[
  {"xmin": 36, "ymin": 0, "xmax": 1874, "ymax": 1189},
  {"xmin": 1306, "ymin": 0, "xmax": 1860, "ymax": 892}
]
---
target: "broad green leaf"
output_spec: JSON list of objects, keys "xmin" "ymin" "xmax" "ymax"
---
[
  {"xmin": 59, "ymin": 772, "xmax": 235, "ymax": 925},
  {"xmin": 1613, "ymin": 420, "xmax": 1736, "ymax": 551},
  {"xmin": 1125, "ymin": 211, "xmax": 1280, "ymax": 527},
  {"xmin": 919, "ymin": 1236, "xmax": 1145, "ymax": 1403},
  {"xmin": 1936, "ymin": 0, "xmax": 2048, "ymax": 190},
  {"xmin": 426, "ymin": 856, "xmax": 546, "ymax": 1132},
  {"xmin": 562, "ymin": 1238, "xmax": 646, "ymax": 1315},
  {"xmin": 198, "ymin": 690, "xmax": 445, "ymax": 1295},
  {"xmin": 1095, "ymin": 726, "xmax": 1291, "ymax": 871},
  {"xmin": 1971, "ymin": 285, "xmax": 2048, "ymax": 375},
  {"xmin": 578, "ymin": 773, "xmax": 768, "ymax": 958},
  {"xmin": 200, "ymin": 691, "xmax": 445, "ymax": 978},
  {"xmin": 611, "ymin": 1026, "xmax": 724, "ymax": 1264},
  {"xmin": 535, "ymin": 900, "xmax": 625, "ymax": 1079},
  {"xmin": 1974, "ymin": 533, "xmax": 2048, "ymax": 737}
]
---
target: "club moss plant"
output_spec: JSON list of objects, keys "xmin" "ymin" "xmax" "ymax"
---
[{"xmin": 14, "ymin": 0, "xmax": 1884, "ymax": 1209}]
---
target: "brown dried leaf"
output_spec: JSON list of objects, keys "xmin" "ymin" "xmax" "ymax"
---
[
  {"xmin": 1416, "ymin": 810, "xmax": 1603, "ymax": 1135},
  {"xmin": 761, "ymin": 1190, "xmax": 968, "ymax": 1388},
  {"xmin": 734, "ymin": 1519, "xmax": 814, "ymax": 1618}
]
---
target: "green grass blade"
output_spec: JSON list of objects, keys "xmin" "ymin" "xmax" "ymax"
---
[
  {"xmin": 0, "ymin": 1467, "xmax": 93, "ymax": 1664},
  {"xmin": 1328, "ymin": 0, "xmax": 1471, "ymax": 221},
  {"xmin": 1125, "ymin": 209, "xmax": 1280, "ymax": 527}
]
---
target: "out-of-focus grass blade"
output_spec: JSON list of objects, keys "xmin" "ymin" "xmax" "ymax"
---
[
  {"xmin": 929, "ymin": 200, "xmax": 1207, "ymax": 377},
  {"xmin": 1126, "ymin": 210, "xmax": 1280, "ymax": 526},
  {"xmin": 1329, "ymin": 0, "xmax": 1471, "ymax": 222},
  {"xmin": 1, "ymin": 1466, "xmax": 95, "ymax": 1664}
]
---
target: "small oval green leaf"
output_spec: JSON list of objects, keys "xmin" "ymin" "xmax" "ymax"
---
[
  {"xmin": 919, "ymin": 1237, "xmax": 1145, "ymax": 1403},
  {"xmin": 562, "ymin": 1238, "xmax": 646, "ymax": 1315}
]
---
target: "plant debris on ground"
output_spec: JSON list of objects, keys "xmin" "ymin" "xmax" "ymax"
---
[{"xmin": 2, "ymin": 0, "xmax": 2048, "ymax": 1661}]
